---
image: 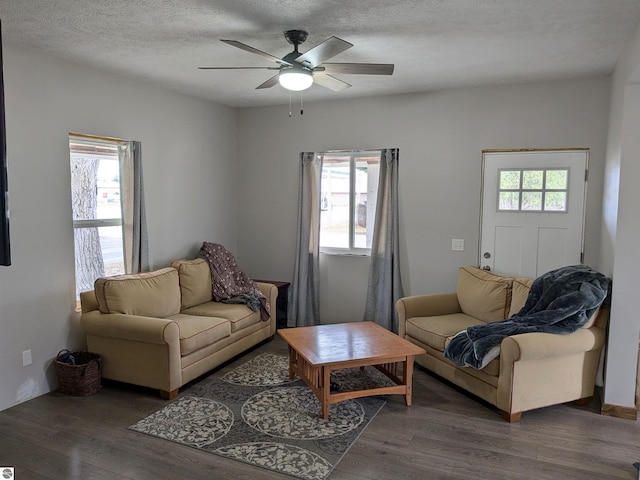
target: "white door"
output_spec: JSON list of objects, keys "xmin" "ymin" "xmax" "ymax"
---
[{"xmin": 479, "ymin": 150, "xmax": 588, "ymax": 278}]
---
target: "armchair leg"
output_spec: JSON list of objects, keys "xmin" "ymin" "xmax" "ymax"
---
[
  {"xmin": 160, "ymin": 388, "xmax": 179, "ymax": 400},
  {"xmin": 499, "ymin": 410, "xmax": 522, "ymax": 422}
]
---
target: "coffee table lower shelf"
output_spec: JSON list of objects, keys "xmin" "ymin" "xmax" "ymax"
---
[{"xmin": 287, "ymin": 346, "xmax": 416, "ymax": 419}]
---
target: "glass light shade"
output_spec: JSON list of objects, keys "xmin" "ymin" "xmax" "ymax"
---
[{"xmin": 278, "ymin": 70, "xmax": 313, "ymax": 91}]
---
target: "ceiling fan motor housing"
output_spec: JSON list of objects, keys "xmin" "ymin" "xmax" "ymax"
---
[
  {"xmin": 282, "ymin": 52, "xmax": 311, "ymax": 71},
  {"xmin": 284, "ymin": 30, "xmax": 308, "ymax": 50}
]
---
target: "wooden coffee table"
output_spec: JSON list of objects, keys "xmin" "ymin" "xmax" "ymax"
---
[{"xmin": 278, "ymin": 322, "xmax": 426, "ymax": 419}]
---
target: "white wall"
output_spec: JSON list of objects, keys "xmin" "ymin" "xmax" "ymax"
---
[
  {"xmin": 236, "ymin": 77, "xmax": 611, "ymax": 325},
  {"xmin": 601, "ymin": 20, "xmax": 640, "ymax": 409},
  {"xmin": 601, "ymin": 23, "xmax": 640, "ymax": 277},
  {"xmin": 0, "ymin": 43, "xmax": 622, "ymax": 413},
  {"xmin": 0, "ymin": 45, "xmax": 238, "ymax": 412}
]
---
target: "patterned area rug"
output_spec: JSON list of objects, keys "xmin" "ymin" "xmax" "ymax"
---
[{"xmin": 129, "ymin": 353, "xmax": 391, "ymax": 480}]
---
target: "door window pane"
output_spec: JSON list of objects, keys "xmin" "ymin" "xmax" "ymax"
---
[
  {"xmin": 546, "ymin": 170, "xmax": 568, "ymax": 189},
  {"xmin": 499, "ymin": 170, "xmax": 520, "ymax": 189},
  {"xmin": 522, "ymin": 191, "xmax": 542, "ymax": 210},
  {"xmin": 544, "ymin": 191, "xmax": 567, "ymax": 211},
  {"xmin": 522, "ymin": 170, "xmax": 543, "ymax": 190},
  {"xmin": 499, "ymin": 191, "xmax": 520, "ymax": 210}
]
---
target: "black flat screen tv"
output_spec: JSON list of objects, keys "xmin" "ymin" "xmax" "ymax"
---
[{"xmin": 0, "ymin": 19, "xmax": 10, "ymax": 266}]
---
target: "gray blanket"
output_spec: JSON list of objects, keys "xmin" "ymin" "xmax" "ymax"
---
[{"xmin": 444, "ymin": 265, "xmax": 611, "ymax": 369}]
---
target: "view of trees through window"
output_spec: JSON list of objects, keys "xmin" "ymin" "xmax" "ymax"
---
[
  {"xmin": 69, "ymin": 135, "xmax": 125, "ymax": 298},
  {"xmin": 320, "ymin": 151, "xmax": 380, "ymax": 253},
  {"xmin": 498, "ymin": 168, "xmax": 569, "ymax": 212}
]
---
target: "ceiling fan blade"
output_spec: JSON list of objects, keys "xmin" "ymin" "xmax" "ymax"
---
[
  {"xmin": 313, "ymin": 73, "xmax": 351, "ymax": 92},
  {"xmin": 221, "ymin": 39, "xmax": 293, "ymax": 66},
  {"xmin": 320, "ymin": 63, "xmax": 395, "ymax": 75},
  {"xmin": 256, "ymin": 74, "xmax": 280, "ymax": 89},
  {"xmin": 198, "ymin": 66, "xmax": 280, "ymax": 70},
  {"xmin": 295, "ymin": 36, "xmax": 353, "ymax": 69}
]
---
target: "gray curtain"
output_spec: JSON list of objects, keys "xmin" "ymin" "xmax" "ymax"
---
[
  {"xmin": 363, "ymin": 148, "xmax": 403, "ymax": 332},
  {"xmin": 120, "ymin": 140, "xmax": 149, "ymax": 273},
  {"xmin": 288, "ymin": 152, "xmax": 323, "ymax": 327}
]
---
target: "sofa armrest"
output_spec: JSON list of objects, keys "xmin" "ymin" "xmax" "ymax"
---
[
  {"xmin": 80, "ymin": 311, "xmax": 182, "ymax": 394},
  {"xmin": 80, "ymin": 311, "xmax": 180, "ymax": 345},
  {"xmin": 397, "ymin": 292, "xmax": 461, "ymax": 337},
  {"xmin": 397, "ymin": 293, "xmax": 461, "ymax": 319},
  {"xmin": 497, "ymin": 327, "xmax": 606, "ymax": 416},
  {"xmin": 256, "ymin": 282, "xmax": 278, "ymax": 304},
  {"xmin": 500, "ymin": 327, "xmax": 605, "ymax": 363},
  {"xmin": 80, "ymin": 290, "xmax": 99, "ymax": 313},
  {"xmin": 255, "ymin": 282, "xmax": 279, "ymax": 335}
]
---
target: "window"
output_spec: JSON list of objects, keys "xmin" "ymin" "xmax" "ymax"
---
[
  {"xmin": 69, "ymin": 134, "xmax": 126, "ymax": 298},
  {"xmin": 320, "ymin": 150, "xmax": 380, "ymax": 254},
  {"xmin": 497, "ymin": 168, "xmax": 569, "ymax": 212}
]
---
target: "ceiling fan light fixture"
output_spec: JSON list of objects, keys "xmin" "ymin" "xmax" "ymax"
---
[{"xmin": 278, "ymin": 69, "xmax": 313, "ymax": 91}]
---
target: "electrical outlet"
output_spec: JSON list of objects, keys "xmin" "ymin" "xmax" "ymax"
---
[
  {"xmin": 22, "ymin": 349, "xmax": 32, "ymax": 367},
  {"xmin": 451, "ymin": 239, "xmax": 465, "ymax": 251}
]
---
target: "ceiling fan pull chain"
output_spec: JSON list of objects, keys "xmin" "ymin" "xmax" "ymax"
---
[
  {"xmin": 289, "ymin": 90, "xmax": 292, "ymax": 117},
  {"xmin": 300, "ymin": 91, "xmax": 304, "ymax": 115}
]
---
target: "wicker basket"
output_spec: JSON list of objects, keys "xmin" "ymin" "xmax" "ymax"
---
[{"xmin": 55, "ymin": 349, "xmax": 102, "ymax": 396}]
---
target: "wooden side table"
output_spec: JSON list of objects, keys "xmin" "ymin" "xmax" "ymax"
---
[{"xmin": 254, "ymin": 279, "xmax": 290, "ymax": 329}]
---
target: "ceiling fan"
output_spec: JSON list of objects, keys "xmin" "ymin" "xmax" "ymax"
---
[{"xmin": 198, "ymin": 30, "xmax": 394, "ymax": 92}]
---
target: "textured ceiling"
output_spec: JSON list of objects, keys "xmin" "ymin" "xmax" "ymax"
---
[{"xmin": 1, "ymin": 1, "xmax": 639, "ymax": 108}]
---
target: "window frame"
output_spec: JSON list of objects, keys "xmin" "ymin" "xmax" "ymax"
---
[
  {"xmin": 319, "ymin": 150, "xmax": 380, "ymax": 256},
  {"xmin": 69, "ymin": 134, "xmax": 126, "ymax": 300}
]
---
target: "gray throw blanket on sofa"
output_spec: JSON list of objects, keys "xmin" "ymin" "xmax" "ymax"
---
[
  {"xmin": 198, "ymin": 242, "xmax": 270, "ymax": 321},
  {"xmin": 444, "ymin": 265, "xmax": 611, "ymax": 369}
]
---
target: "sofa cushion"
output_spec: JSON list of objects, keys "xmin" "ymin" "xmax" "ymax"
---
[
  {"xmin": 456, "ymin": 266, "xmax": 513, "ymax": 322},
  {"xmin": 182, "ymin": 302, "xmax": 262, "ymax": 333},
  {"xmin": 166, "ymin": 314, "xmax": 231, "ymax": 356},
  {"xmin": 171, "ymin": 258, "xmax": 213, "ymax": 309},
  {"xmin": 405, "ymin": 313, "xmax": 485, "ymax": 352},
  {"xmin": 423, "ymin": 343, "xmax": 501, "ymax": 379},
  {"xmin": 508, "ymin": 278, "xmax": 534, "ymax": 317},
  {"xmin": 94, "ymin": 268, "xmax": 181, "ymax": 318}
]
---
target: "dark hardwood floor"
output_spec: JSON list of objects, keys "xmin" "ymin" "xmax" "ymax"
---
[{"xmin": 1, "ymin": 336, "xmax": 639, "ymax": 480}]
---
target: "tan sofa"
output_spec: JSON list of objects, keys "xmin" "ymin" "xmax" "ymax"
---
[
  {"xmin": 397, "ymin": 266, "xmax": 608, "ymax": 422},
  {"xmin": 79, "ymin": 258, "xmax": 277, "ymax": 399}
]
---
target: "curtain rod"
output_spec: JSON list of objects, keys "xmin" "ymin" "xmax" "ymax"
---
[
  {"xmin": 68, "ymin": 132, "xmax": 128, "ymax": 143},
  {"xmin": 322, "ymin": 148, "xmax": 383, "ymax": 154},
  {"xmin": 482, "ymin": 148, "xmax": 588, "ymax": 153}
]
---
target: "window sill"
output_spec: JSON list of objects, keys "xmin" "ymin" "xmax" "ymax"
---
[{"xmin": 320, "ymin": 250, "xmax": 370, "ymax": 257}]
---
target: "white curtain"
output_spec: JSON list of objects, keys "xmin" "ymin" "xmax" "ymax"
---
[
  {"xmin": 363, "ymin": 148, "xmax": 403, "ymax": 332},
  {"xmin": 119, "ymin": 140, "xmax": 149, "ymax": 273},
  {"xmin": 288, "ymin": 152, "xmax": 323, "ymax": 327}
]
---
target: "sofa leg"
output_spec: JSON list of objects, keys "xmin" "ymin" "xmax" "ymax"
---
[
  {"xmin": 160, "ymin": 388, "xmax": 178, "ymax": 400},
  {"xmin": 499, "ymin": 410, "xmax": 522, "ymax": 422}
]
